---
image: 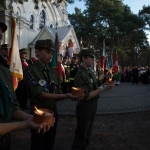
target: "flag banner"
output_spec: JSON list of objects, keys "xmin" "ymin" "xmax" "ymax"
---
[
  {"xmin": 101, "ymin": 39, "xmax": 105, "ymax": 70},
  {"xmin": 109, "ymin": 53, "xmax": 113, "ymax": 69},
  {"xmin": 8, "ymin": 16, "xmax": 23, "ymax": 90},
  {"xmin": 113, "ymin": 54, "xmax": 119, "ymax": 73},
  {"xmin": 105, "ymin": 55, "xmax": 109, "ymax": 69},
  {"xmin": 50, "ymin": 32, "xmax": 63, "ymax": 81}
]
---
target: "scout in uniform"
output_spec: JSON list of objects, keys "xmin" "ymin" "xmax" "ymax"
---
[
  {"xmin": 0, "ymin": 44, "xmax": 9, "ymax": 68},
  {"xmin": 0, "ymin": 22, "xmax": 52, "ymax": 150},
  {"xmin": 16, "ymin": 48, "xmax": 29, "ymax": 109},
  {"xmin": 24, "ymin": 39, "xmax": 82, "ymax": 150},
  {"xmin": 71, "ymin": 48, "xmax": 114, "ymax": 150}
]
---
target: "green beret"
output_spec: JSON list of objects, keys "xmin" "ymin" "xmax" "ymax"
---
[
  {"xmin": 35, "ymin": 39, "xmax": 54, "ymax": 51},
  {"xmin": 19, "ymin": 48, "xmax": 28, "ymax": 54},
  {"xmin": 1, "ymin": 44, "xmax": 9, "ymax": 50},
  {"xmin": 79, "ymin": 48, "xmax": 95, "ymax": 57},
  {"xmin": 0, "ymin": 22, "xmax": 7, "ymax": 33}
]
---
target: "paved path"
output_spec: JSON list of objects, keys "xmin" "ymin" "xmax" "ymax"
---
[{"xmin": 57, "ymin": 82, "xmax": 150, "ymax": 115}]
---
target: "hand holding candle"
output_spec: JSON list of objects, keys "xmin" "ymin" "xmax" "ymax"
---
[
  {"xmin": 105, "ymin": 78, "xmax": 114, "ymax": 84},
  {"xmin": 71, "ymin": 87, "xmax": 84, "ymax": 97},
  {"xmin": 33, "ymin": 107, "xmax": 54, "ymax": 125}
]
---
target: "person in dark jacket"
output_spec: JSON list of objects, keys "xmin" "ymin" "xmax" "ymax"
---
[
  {"xmin": 132, "ymin": 66, "xmax": 139, "ymax": 85},
  {"xmin": 0, "ymin": 21, "xmax": 53, "ymax": 150},
  {"xmin": 0, "ymin": 44, "xmax": 9, "ymax": 68},
  {"xmin": 16, "ymin": 48, "xmax": 29, "ymax": 109}
]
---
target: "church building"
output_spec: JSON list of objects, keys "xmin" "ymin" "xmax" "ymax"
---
[{"xmin": 0, "ymin": 0, "xmax": 80, "ymax": 57}]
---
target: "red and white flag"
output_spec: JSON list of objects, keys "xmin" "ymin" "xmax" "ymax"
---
[
  {"xmin": 101, "ymin": 39, "xmax": 105, "ymax": 70},
  {"xmin": 113, "ymin": 54, "xmax": 118, "ymax": 73},
  {"xmin": 8, "ymin": 16, "xmax": 23, "ymax": 90}
]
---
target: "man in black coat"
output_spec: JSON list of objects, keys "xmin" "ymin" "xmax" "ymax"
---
[
  {"xmin": 16, "ymin": 48, "xmax": 29, "ymax": 109},
  {"xmin": 132, "ymin": 66, "xmax": 139, "ymax": 85}
]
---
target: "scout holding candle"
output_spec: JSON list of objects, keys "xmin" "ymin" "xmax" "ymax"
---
[
  {"xmin": 71, "ymin": 48, "xmax": 115, "ymax": 150},
  {"xmin": 24, "ymin": 39, "xmax": 83, "ymax": 150},
  {"xmin": 0, "ymin": 22, "xmax": 53, "ymax": 150}
]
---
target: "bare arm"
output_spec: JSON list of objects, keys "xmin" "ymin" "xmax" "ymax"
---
[
  {"xmin": 1, "ymin": 109, "xmax": 54, "ymax": 135},
  {"xmin": 12, "ymin": 109, "xmax": 31, "ymax": 121},
  {"xmin": 86, "ymin": 88, "xmax": 101, "ymax": 101},
  {"xmin": 38, "ymin": 92, "xmax": 68, "ymax": 101},
  {"xmin": 0, "ymin": 121, "xmax": 30, "ymax": 135},
  {"xmin": 0, "ymin": 119, "xmax": 51, "ymax": 135},
  {"xmin": 86, "ymin": 83, "xmax": 115, "ymax": 101},
  {"xmin": 37, "ymin": 92, "xmax": 81, "ymax": 101}
]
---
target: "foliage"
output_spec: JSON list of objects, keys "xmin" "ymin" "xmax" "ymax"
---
[{"xmin": 69, "ymin": 0, "xmax": 150, "ymax": 66}]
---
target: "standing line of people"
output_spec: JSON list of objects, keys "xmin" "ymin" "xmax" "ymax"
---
[
  {"xmin": 0, "ymin": 22, "xmax": 53, "ymax": 150},
  {"xmin": 0, "ymin": 21, "xmax": 115, "ymax": 150}
]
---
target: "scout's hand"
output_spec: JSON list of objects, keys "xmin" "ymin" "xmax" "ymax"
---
[
  {"xmin": 103, "ymin": 83, "xmax": 115, "ymax": 89},
  {"xmin": 67, "ymin": 93, "xmax": 84, "ymax": 101},
  {"xmin": 26, "ymin": 117, "xmax": 55, "ymax": 133},
  {"xmin": 67, "ymin": 93, "xmax": 79, "ymax": 101},
  {"xmin": 99, "ymin": 83, "xmax": 114, "ymax": 91}
]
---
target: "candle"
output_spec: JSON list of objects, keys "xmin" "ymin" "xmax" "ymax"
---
[
  {"xmin": 33, "ymin": 107, "xmax": 54, "ymax": 125},
  {"xmin": 71, "ymin": 87, "xmax": 84, "ymax": 97}
]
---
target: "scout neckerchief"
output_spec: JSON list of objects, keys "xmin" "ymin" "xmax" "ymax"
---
[
  {"xmin": 43, "ymin": 68, "xmax": 55, "ymax": 93},
  {"xmin": 0, "ymin": 77, "xmax": 11, "ymax": 118},
  {"xmin": 88, "ymin": 71, "xmax": 97, "ymax": 90}
]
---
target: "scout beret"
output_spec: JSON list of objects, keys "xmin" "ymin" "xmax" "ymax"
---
[
  {"xmin": 19, "ymin": 48, "xmax": 28, "ymax": 54},
  {"xmin": 79, "ymin": 48, "xmax": 95, "ymax": 57},
  {"xmin": 0, "ymin": 22, "xmax": 7, "ymax": 33},
  {"xmin": 35, "ymin": 39, "xmax": 54, "ymax": 51},
  {"xmin": 1, "ymin": 44, "xmax": 9, "ymax": 50}
]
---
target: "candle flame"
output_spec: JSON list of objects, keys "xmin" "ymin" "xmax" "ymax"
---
[
  {"xmin": 109, "ymin": 78, "xmax": 112, "ymax": 81},
  {"xmin": 72, "ymin": 87, "xmax": 79, "ymax": 90},
  {"xmin": 34, "ymin": 107, "xmax": 45, "ymax": 115}
]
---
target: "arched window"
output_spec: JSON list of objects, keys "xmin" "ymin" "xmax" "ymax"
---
[
  {"xmin": 30, "ymin": 15, "xmax": 34, "ymax": 29},
  {"xmin": 39, "ymin": 10, "xmax": 45, "ymax": 29},
  {"xmin": 50, "ymin": 24, "xmax": 53, "ymax": 28},
  {"xmin": 16, "ymin": 12, "xmax": 19, "ymax": 23}
]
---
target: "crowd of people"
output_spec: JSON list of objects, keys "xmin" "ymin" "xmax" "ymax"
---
[
  {"xmin": 121, "ymin": 66, "xmax": 150, "ymax": 85},
  {"xmin": 2, "ymin": 18, "xmax": 149, "ymax": 150},
  {"xmin": 0, "ymin": 21, "xmax": 114, "ymax": 150}
]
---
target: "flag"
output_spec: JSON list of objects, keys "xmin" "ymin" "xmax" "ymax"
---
[
  {"xmin": 105, "ymin": 54, "xmax": 109, "ymax": 69},
  {"xmin": 113, "ymin": 53, "xmax": 118, "ymax": 73},
  {"xmin": 109, "ymin": 53, "xmax": 113, "ymax": 69},
  {"xmin": 8, "ymin": 16, "xmax": 23, "ymax": 90},
  {"xmin": 101, "ymin": 39, "xmax": 105, "ymax": 70},
  {"xmin": 50, "ymin": 32, "xmax": 63, "ymax": 81}
]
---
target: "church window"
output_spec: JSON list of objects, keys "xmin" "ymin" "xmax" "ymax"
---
[
  {"xmin": 39, "ymin": 10, "xmax": 46, "ymax": 29},
  {"xmin": 30, "ymin": 15, "xmax": 34, "ymax": 29},
  {"xmin": 50, "ymin": 24, "xmax": 53, "ymax": 28},
  {"xmin": 16, "ymin": 12, "xmax": 19, "ymax": 23}
]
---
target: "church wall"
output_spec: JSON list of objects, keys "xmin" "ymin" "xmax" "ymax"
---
[{"xmin": 0, "ymin": 0, "xmax": 80, "ymax": 57}]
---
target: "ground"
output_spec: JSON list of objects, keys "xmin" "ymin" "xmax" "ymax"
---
[{"xmin": 10, "ymin": 110, "xmax": 150, "ymax": 150}]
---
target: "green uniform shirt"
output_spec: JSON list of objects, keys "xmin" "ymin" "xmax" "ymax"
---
[
  {"xmin": 74, "ymin": 65, "xmax": 99, "ymax": 101},
  {"xmin": 0, "ymin": 66, "xmax": 20, "ymax": 139},
  {"xmin": 24, "ymin": 60, "xmax": 63, "ymax": 110}
]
